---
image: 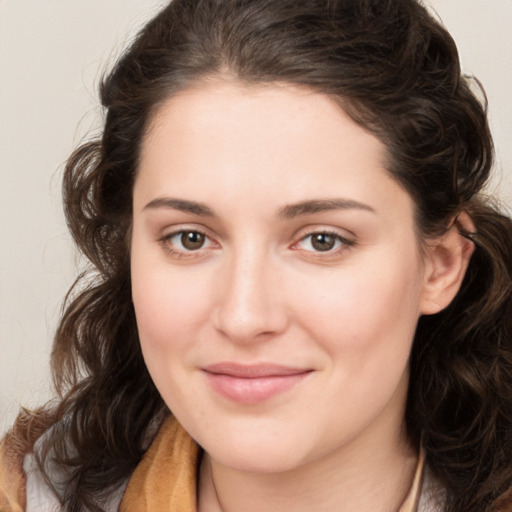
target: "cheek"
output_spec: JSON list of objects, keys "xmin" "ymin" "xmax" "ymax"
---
[
  {"xmin": 130, "ymin": 250, "xmax": 213, "ymax": 359},
  {"xmin": 130, "ymin": 263, "xmax": 212, "ymax": 413},
  {"xmin": 291, "ymin": 250, "xmax": 424, "ymax": 360}
]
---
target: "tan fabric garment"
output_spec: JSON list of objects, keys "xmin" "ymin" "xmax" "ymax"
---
[
  {"xmin": 0, "ymin": 432, "xmax": 26, "ymax": 512},
  {"xmin": 399, "ymin": 449, "xmax": 425, "ymax": 512},
  {"xmin": 120, "ymin": 415, "xmax": 425, "ymax": 512},
  {"xmin": 120, "ymin": 416, "xmax": 199, "ymax": 512}
]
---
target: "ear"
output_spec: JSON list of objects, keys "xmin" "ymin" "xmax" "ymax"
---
[{"xmin": 420, "ymin": 212, "xmax": 476, "ymax": 315}]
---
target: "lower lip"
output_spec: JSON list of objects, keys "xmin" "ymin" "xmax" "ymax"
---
[{"xmin": 204, "ymin": 371, "xmax": 311, "ymax": 404}]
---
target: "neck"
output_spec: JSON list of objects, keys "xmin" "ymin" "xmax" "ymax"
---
[{"xmin": 198, "ymin": 429, "xmax": 418, "ymax": 512}]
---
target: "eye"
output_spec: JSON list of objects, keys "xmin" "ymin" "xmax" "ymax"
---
[
  {"xmin": 295, "ymin": 231, "xmax": 353, "ymax": 253},
  {"xmin": 161, "ymin": 229, "xmax": 215, "ymax": 254}
]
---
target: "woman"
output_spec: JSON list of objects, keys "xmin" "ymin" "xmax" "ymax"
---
[{"xmin": 2, "ymin": 0, "xmax": 512, "ymax": 510}]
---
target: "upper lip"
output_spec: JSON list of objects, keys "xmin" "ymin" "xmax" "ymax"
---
[{"xmin": 203, "ymin": 363, "xmax": 311, "ymax": 378}]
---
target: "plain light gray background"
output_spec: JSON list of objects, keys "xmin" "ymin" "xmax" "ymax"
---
[{"xmin": 1, "ymin": 0, "xmax": 511, "ymax": 434}]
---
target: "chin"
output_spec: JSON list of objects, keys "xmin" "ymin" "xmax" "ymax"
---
[
  {"xmin": 194, "ymin": 418, "xmax": 316, "ymax": 474},
  {"xmin": 211, "ymin": 443, "xmax": 304, "ymax": 474}
]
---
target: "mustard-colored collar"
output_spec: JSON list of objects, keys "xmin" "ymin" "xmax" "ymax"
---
[{"xmin": 120, "ymin": 416, "xmax": 199, "ymax": 511}]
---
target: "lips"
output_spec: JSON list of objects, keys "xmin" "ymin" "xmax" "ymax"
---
[{"xmin": 202, "ymin": 363, "xmax": 312, "ymax": 404}]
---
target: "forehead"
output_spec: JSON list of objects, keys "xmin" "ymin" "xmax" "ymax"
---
[
  {"xmin": 135, "ymin": 80, "xmax": 412, "ymax": 223},
  {"xmin": 143, "ymin": 81, "xmax": 384, "ymax": 153}
]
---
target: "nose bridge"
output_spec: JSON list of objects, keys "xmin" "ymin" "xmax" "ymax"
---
[{"xmin": 214, "ymin": 243, "xmax": 286, "ymax": 341}]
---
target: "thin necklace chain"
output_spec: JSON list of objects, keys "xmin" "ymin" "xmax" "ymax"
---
[{"xmin": 209, "ymin": 456, "xmax": 226, "ymax": 512}]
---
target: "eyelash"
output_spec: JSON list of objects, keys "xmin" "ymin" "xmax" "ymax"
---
[{"xmin": 158, "ymin": 228, "xmax": 355, "ymax": 259}]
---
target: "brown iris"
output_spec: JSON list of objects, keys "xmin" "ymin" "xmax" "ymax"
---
[
  {"xmin": 311, "ymin": 233, "xmax": 336, "ymax": 252},
  {"xmin": 181, "ymin": 231, "xmax": 205, "ymax": 250}
]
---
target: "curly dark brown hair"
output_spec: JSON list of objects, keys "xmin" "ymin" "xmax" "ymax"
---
[{"xmin": 7, "ymin": 0, "xmax": 512, "ymax": 511}]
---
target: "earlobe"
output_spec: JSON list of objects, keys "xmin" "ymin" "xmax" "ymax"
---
[{"xmin": 420, "ymin": 212, "xmax": 476, "ymax": 315}]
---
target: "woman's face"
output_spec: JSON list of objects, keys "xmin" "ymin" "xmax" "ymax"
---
[{"xmin": 131, "ymin": 81, "xmax": 430, "ymax": 473}]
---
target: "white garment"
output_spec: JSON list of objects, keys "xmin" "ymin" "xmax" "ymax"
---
[{"xmin": 23, "ymin": 452, "xmax": 126, "ymax": 512}]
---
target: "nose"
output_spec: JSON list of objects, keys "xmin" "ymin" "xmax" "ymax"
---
[{"xmin": 212, "ymin": 248, "xmax": 288, "ymax": 343}]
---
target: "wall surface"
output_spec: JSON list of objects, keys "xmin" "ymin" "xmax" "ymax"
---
[{"xmin": 1, "ymin": 0, "xmax": 511, "ymax": 434}]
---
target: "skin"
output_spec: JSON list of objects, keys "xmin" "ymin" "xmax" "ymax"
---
[{"xmin": 130, "ymin": 81, "xmax": 471, "ymax": 512}]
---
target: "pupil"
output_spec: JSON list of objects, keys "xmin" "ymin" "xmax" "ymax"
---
[
  {"xmin": 312, "ymin": 233, "xmax": 335, "ymax": 251},
  {"xmin": 181, "ymin": 231, "xmax": 205, "ymax": 250}
]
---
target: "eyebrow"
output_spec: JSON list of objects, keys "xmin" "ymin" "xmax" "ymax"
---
[
  {"xmin": 143, "ymin": 198, "xmax": 215, "ymax": 216},
  {"xmin": 278, "ymin": 199, "xmax": 376, "ymax": 219},
  {"xmin": 142, "ymin": 197, "xmax": 375, "ymax": 219}
]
